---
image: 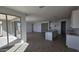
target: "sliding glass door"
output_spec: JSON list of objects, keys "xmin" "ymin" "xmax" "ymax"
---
[
  {"xmin": 7, "ymin": 15, "xmax": 21, "ymax": 45},
  {"xmin": 0, "ymin": 14, "xmax": 21, "ymax": 49}
]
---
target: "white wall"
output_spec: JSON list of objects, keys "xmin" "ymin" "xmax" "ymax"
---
[
  {"xmin": 33, "ymin": 22, "xmax": 41, "ymax": 32},
  {"xmin": 33, "ymin": 18, "xmax": 71, "ymax": 34},
  {"xmin": 50, "ymin": 21, "xmax": 60, "ymax": 34},
  {"xmin": 26, "ymin": 22, "xmax": 32, "ymax": 32}
]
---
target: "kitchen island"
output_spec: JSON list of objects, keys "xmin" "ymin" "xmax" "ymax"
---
[{"xmin": 45, "ymin": 30, "xmax": 58, "ymax": 41}]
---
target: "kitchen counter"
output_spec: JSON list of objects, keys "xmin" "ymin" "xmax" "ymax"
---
[
  {"xmin": 66, "ymin": 34, "xmax": 79, "ymax": 51},
  {"xmin": 67, "ymin": 29, "xmax": 79, "ymax": 36},
  {"xmin": 67, "ymin": 33, "xmax": 79, "ymax": 36},
  {"xmin": 45, "ymin": 30, "xmax": 58, "ymax": 41}
]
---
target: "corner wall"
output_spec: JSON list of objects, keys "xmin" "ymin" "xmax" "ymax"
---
[{"xmin": 33, "ymin": 21, "xmax": 49, "ymax": 32}]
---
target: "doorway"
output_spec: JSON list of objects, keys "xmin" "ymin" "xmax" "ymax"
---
[
  {"xmin": 32, "ymin": 24, "xmax": 34, "ymax": 32},
  {"xmin": 41, "ymin": 23, "xmax": 48, "ymax": 38},
  {"xmin": 61, "ymin": 21, "xmax": 66, "ymax": 44},
  {"xmin": 41, "ymin": 23, "xmax": 48, "ymax": 32}
]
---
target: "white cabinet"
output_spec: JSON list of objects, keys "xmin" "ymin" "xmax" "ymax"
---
[
  {"xmin": 66, "ymin": 35, "xmax": 79, "ymax": 51},
  {"xmin": 71, "ymin": 10, "xmax": 79, "ymax": 28}
]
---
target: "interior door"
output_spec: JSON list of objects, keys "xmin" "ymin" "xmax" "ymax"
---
[{"xmin": 41, "ymin": 23, "xmax": 48, "ymax": 32}]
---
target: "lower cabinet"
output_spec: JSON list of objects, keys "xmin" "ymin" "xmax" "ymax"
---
[{"xmin": 66, "ymin": 35, "xmax": 79, "ymax": 51}]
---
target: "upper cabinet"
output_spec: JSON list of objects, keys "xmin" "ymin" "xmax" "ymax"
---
[{"xmin": 71, "ymin": 10, "xmax": 79, "ymax": 28}]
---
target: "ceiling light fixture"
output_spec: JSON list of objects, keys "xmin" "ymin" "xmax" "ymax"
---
[{"xmin": 39, "ymin": 6, "xmax": 45, "ymax": 8}]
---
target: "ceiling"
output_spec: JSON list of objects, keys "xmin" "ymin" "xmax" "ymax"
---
[
  {"xmin": 6, "ymin": 6, "xmax": 77, "ymax": 22},
  {"xmin": 0, "ymin": 14, "xmax": 19, "ymax": 21}
]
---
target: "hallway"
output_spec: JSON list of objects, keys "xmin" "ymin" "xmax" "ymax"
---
[{"xmin": 25, "ymin": 32, "xmax": 78, "ymax": 52}]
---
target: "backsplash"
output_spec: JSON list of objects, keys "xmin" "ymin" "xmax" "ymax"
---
[
  {"xmin": 68, "ymin": 28, "xmax": 79, "ymax": 35},
  {"xmin": 73, "ymin": 28, "xmax": 79, "ymax": 35}
]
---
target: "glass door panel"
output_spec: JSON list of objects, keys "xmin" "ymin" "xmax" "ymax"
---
[
  {"xmin": 15, "ymin": 21, "xmax": 21, "ymax": 39},
  {"xmin": 7, "ymin": 15, "xmax": 21, "ymax": 45},
  {"xmin": 0, "ymin": 14, "xmax": 7, "ymax": 48}
]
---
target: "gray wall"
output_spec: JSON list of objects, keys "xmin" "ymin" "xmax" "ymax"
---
[{"xmin": 26, "ymin": 22, "xmax": 32, "ymax": 32}]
